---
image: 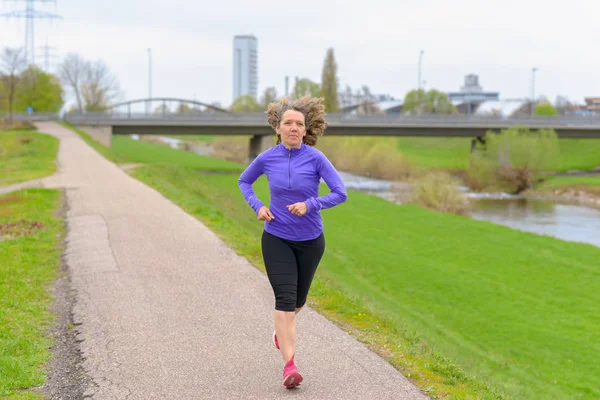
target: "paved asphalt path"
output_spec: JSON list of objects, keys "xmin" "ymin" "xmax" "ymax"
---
[{"xmin": 31, "ymin": 122, "xmax": 428, "ymax": 400}]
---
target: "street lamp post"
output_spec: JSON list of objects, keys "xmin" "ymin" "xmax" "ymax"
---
[
  {"xmin": 531, "ymin": 67, "xmax": 538, "ymax": 117},
  {"xmin": 418, "ymin": 50, "xmax": 424, "ymax": 113},
  {"xmin": 147, "ymin": 48, "xmax": 153, "ymax": 115},
  {"xmin": 418, "ymin": 50, "xmax": 424, "ymax": 91}
]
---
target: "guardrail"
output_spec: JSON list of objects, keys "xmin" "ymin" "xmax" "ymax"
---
[
  {"xmin": 4, "ymin": 113, "xmax": 61, "ymax": 121},
  {"xmin": 62, "ymin": 112, "xmax": 600, "ymax": 127},
  {"xmin": 5, "ymin": 111, "xmax": 600, "ymax": 128}
]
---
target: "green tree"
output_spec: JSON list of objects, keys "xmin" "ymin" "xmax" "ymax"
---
[
  {"xmin": 535, "ymin": 101, "xmax": 558, "ymax": 116},
  {"xmin": 469, "ymin": 127, "xmax": 559, "ymax": 193},
  {"xmin": 0, "ymin": 79, "xmax": 7, "ymax": 113},
  {"xmin": 402, "ymin": 89, "xmax": 457, "ymax": 114},
  {"xmin": 402, "ymin": 89, "xmax": 425, "ymax": 114},
  {"xmin": 260, "ymin": 87, "xmax": 278, "ymax": 108},
  {"xmin": 292, "ymin": 78, "xmax": 320, "ymax": 99},
  {"xmin": 13, "ymin": 65, "xmax": 64, "ymax": 113},
  {"xmin": 0, "ymin": 47, "xmax": 27, "ymax": 121},
  {"xmin": 423, "ymin": 90, "xmax": 457, "ymax": 113},
  {"xmin": 154, "ymin": 104, "xmax": 170, "ymax": 115},
  {"xmin": 176, "ymin": 103, "xmax": 191, "ymax": 114},
  {"xmin": 229, "ymin": 94, "xmax": 262, "ymax": 112},
  {"xmin": 320, "ymin": 48, "xmax": 339, "ymax": 112}
]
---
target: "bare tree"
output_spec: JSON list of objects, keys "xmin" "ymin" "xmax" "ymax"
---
[
  {"xmin": 0, "ymin": 47, "xmax": 27, "ymax": 121},
  {"xmin": 81, "ymin": 60, "xmax": 120, "ymax": 111},
  {"xmin": 59, "ymin": 53, "xmax": 87, "ymax": 112},
  {"xmin": 59, "ymin": 54, "xmax": 121, "ymax": 112},
  {"xmin": 356, "ymin": 85, "xmax": 381, "ymax": 115},
  {"xmin": 338, "ymin": 84, "xmax": 354, "ymax": 109}
]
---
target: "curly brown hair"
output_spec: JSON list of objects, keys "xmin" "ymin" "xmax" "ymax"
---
[{"xmin": 266, "ymin": 96, "xmax": 328, "ymax": 146}]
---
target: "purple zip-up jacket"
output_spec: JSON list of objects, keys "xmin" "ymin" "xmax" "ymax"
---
[{"xmin": 238, "ymin": 143, "xmax": 348, "ymax": 241}]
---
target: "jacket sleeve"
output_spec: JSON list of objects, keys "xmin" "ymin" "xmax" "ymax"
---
[
  {"xmin": 305, "ymin": 153, "xmax": 348, "ymax": 213},
  {"xmin": 238, "ymin": 153, "xmax": 265, "ymax": 215}
]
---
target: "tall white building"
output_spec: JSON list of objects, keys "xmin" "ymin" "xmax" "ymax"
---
[{"xmin": 233, "ymin": 35, "xmax": 258, "ymax": 101}]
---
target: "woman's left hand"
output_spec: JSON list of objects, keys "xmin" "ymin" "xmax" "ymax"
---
[{"xmin": 286, "ymin": 202, "xmax": 308, "ymax": 216}]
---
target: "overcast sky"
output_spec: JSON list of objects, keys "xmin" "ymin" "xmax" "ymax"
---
[{"xmin": 1, "ymin": 0, "xmax": 599, "ymax": 108}]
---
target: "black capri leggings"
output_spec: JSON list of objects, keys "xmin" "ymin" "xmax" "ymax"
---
[{"xmin": 261, "ymin": 231, "xmax": 326, "ymax": 312}]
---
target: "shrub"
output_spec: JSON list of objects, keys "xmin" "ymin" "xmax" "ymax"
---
[
  {"xmin": 317, "ymin": 136, "xmax": 414, "ymax": 180},
  {"xmin": 408, "ymin": 171, "xmax": 470, "ymax": 216},
  {"xmin": 468, "ymin": 127, "xmax": 559, "ymax": 193}
]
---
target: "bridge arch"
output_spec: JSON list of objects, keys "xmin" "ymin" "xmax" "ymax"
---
[{"xmin": 108, "ymin": 97, "xmax": 230, "ymax": 114}]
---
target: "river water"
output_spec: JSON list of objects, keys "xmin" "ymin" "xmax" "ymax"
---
[{"xmin": 134, "ymin": 135, "xmax": 600, "ymax": 248}]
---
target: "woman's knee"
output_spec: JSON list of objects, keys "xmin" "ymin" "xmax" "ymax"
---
[
  {"xmin": 295, "ymin": 297, "xmax": 308, "ymax": 311},
  {"xmin": 275, "ymin": 293, "xmax": 297, "ymax": 312}
]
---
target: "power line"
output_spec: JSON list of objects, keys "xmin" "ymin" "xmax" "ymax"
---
[
  {"xmin": 37, "ymin": 39, "xmax": 59, "ymax": 72},
  {"xmin": 0, "ymin": 0, "xmax": 62, "ymax": 66}
]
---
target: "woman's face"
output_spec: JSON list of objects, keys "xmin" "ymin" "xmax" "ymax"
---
[{"xmin": 277, "ymin": 110, "xmax": 306, "ymax": 149}]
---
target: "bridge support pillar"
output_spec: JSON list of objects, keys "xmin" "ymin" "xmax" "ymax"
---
[
  {"xmin": 76, "ymin": 125, "xmax": 113, "ymax": 147},
  {"xmin": 470, "ymin": 136, "xmax": 486, "ymax": 152},
  {"xmin": 248, "ymin": 135, "xmax": 273, "ymax": 163}
]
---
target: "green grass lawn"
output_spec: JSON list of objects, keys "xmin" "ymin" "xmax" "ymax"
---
[
  {"xmin": 394, "ymin": 137, "xmax": 600, "ymax": 173},
  {"xmin": 0, "ymin": 130, "xmax": 58, "ymax": 187},
  {"xmin": 131, "ymin": 163, "xmax": 600, "ymax": 400},
  {"xmin": 396, "ymin": 137, "xmax": 473, "ymax": 170},
  {"xmin": 0, "ymin": 189, "xmax": 65, "ymax": 399},
  {"xmin": 557, "ymin": 139, "xmax": 600, "ymax": 171}
]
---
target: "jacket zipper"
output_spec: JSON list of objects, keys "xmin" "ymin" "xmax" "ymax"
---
[{"xmin": 288, "ymin": 149, "xmax": 292, "ymax": 189}]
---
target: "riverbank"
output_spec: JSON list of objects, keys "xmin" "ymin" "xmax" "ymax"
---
[
  {"xmin": 63, "ymin": 126, "xmax": 600, "ymax": 399},
  {"xmin": 525, "ymin": 175, "xmax": 600, "ymax": 209},
  {"xmin": 128, "ymin": 133, "xmax": 600, "ymax": 246},
  {"xmin": 154, "ymin": 133, "xmax": 600, "ymax": 209}
]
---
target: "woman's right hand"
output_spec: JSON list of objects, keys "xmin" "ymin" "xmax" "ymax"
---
[{"xmin": 257, "ymin": 206, "xmax": 275, "ymax": 222}]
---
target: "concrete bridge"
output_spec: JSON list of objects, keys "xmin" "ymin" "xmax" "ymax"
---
[{"xmin": 63, "ymin": 112, "xmax": 600, "ymax": 161}]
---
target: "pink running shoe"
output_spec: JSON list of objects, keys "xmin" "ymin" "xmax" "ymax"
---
[
  {"xmin": 282, "ymin": 356, "xmax": 303, "ymax": 389},
  {"xmin": 273, "ymin": 330, "xmax": 280, "ymax": 350}
]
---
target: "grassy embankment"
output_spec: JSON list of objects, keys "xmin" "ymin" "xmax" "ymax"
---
[
  {"xmin": 0, "ymin": 130, "xmax": 59, "ymax": 186},
  {"xmin": 0, "ymin": 130, "xmax": 64, "ymax": 399},
  {"xmin": 533, "ymin": 175, "xmax": 600, "ymax": 196},
  {"xmin": 390, "ymin": 137, "xmax": 600, "ymax": 172},
  {"xmin": 59, "ymin": 123, "xmax": 240, "ymax": 171},
  {"xmin": 65, "ymin": 126, "xmax": 600, "ymax": 399}
]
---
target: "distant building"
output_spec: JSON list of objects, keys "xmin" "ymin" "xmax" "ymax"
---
[
  {"xmin": 474, "ymin": 99, "xmax": 529, "ymax": 118},
  {"xmin": 233, "ymin": 35, "xmax": 258, "ymax": 101},
  {"xmin": 448, "ymin": 74, "xmax": 499, "ymax": 113},
  {"xmin": 340, "ymin": 94, "xmax": 402, "ymax": 115},
  {"xmin": 584, "ymin": 97, "xmax": 600, "ymax": 113}
]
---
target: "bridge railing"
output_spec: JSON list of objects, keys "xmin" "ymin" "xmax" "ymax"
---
[
  {"xmin": 7, "ymin": 111, "xmax": 600, "ymax": 127},
  {"xmin": 63, "ymin": 111, "xmax": 600, "ymax": 127},
  {"xmin": 3, "ymin": 112, "xmax": 61, "ymax": 121}
]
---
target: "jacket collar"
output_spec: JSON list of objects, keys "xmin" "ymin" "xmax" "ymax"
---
[{"xmin": 278, "ymin": 142, "xmax": 305, "ymax": 155}]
